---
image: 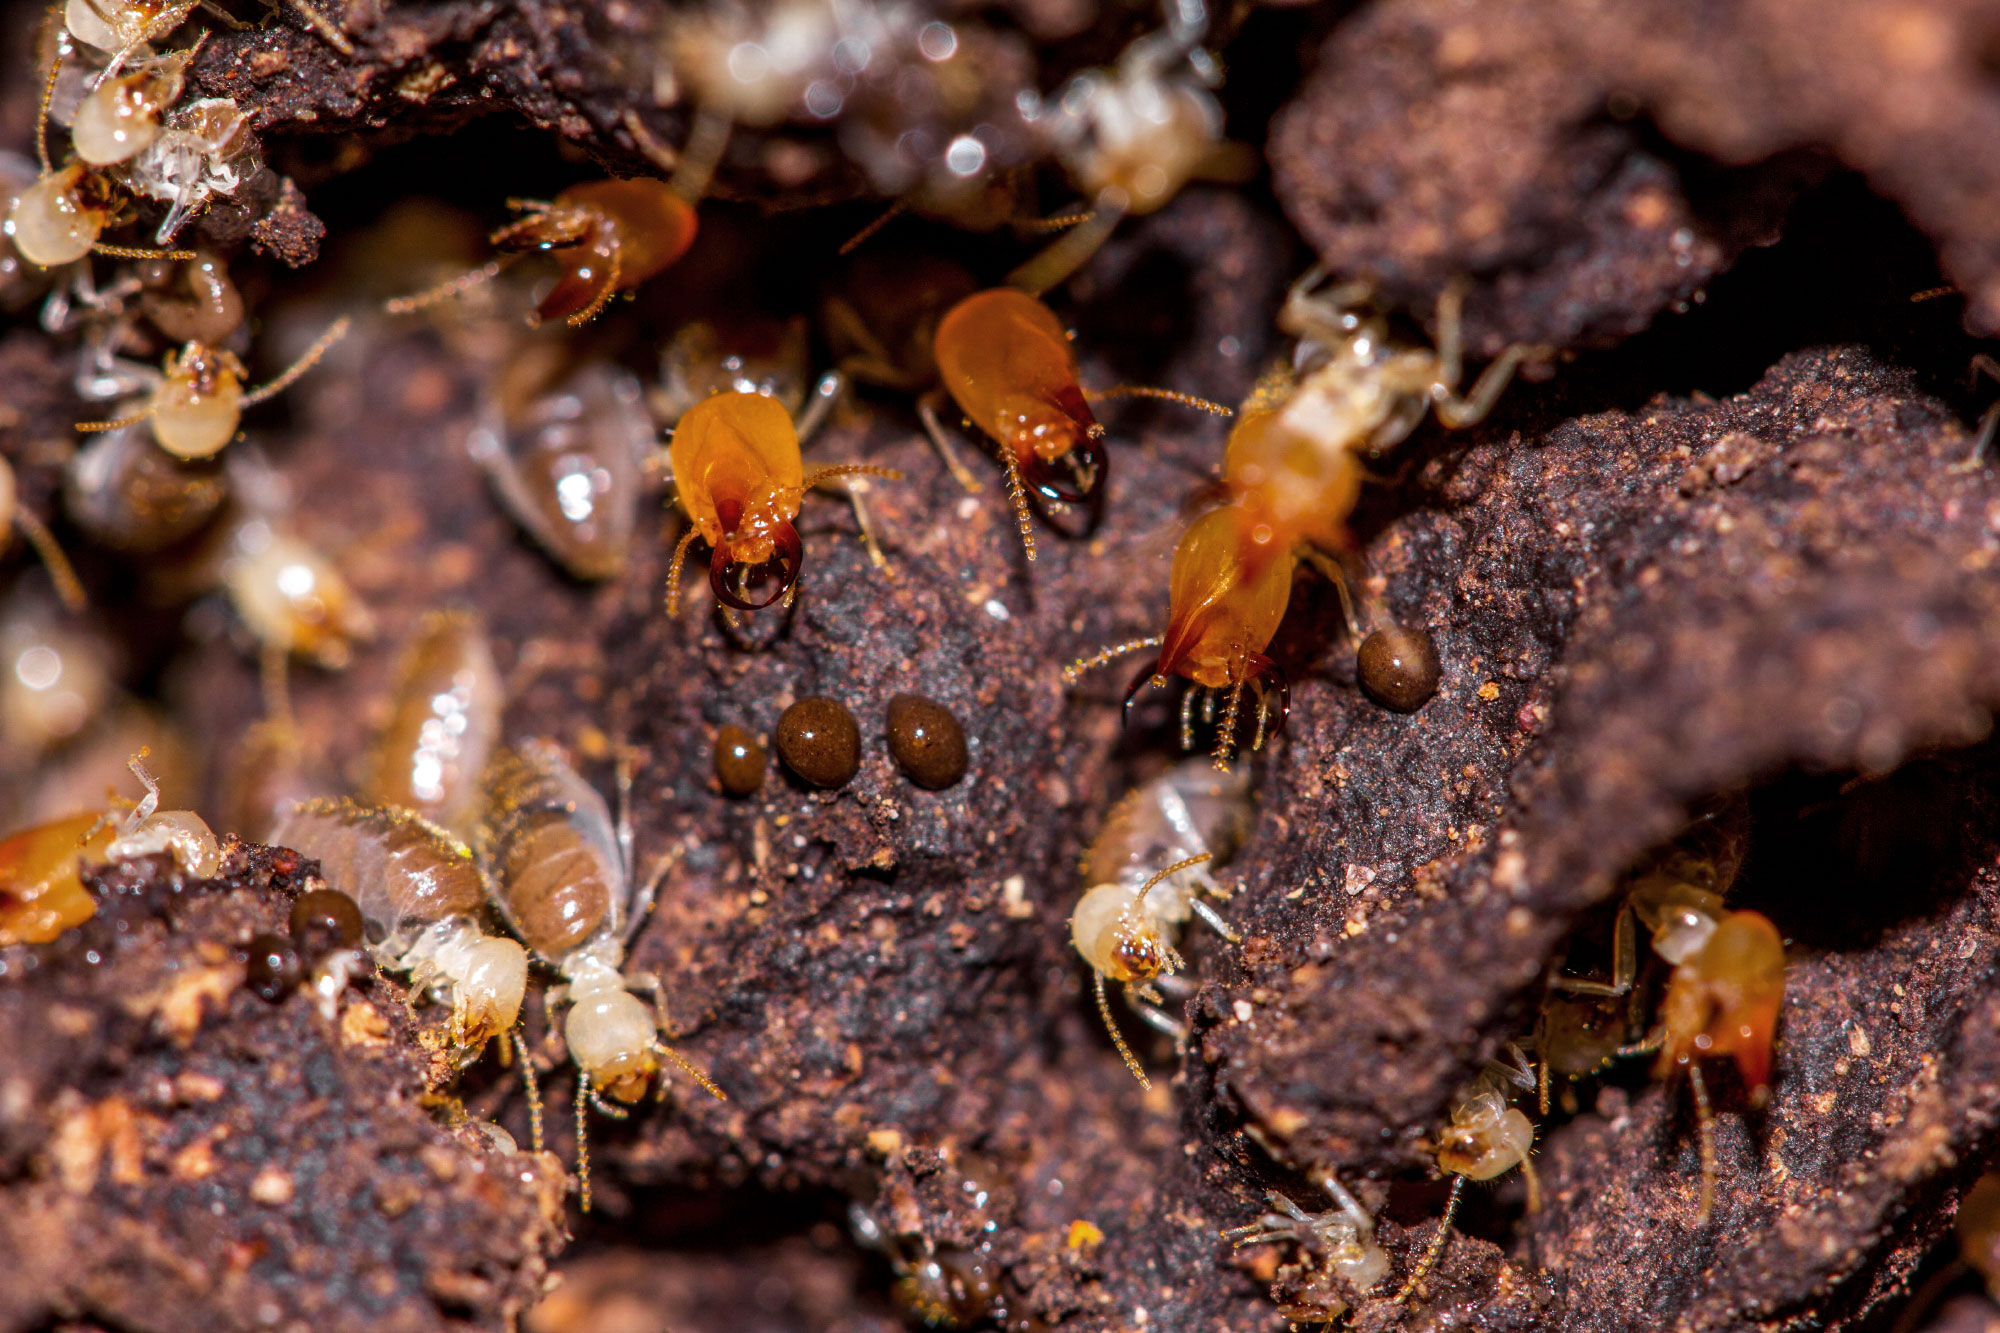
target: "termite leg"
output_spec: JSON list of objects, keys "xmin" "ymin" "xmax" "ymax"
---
[
  {"xmin": 795, "ymin": 371, "xmax": 843, "ymax": 443},
  {"xmin": 1130, "ymin": 991, "xmax": 1185, "ymax": 1042},
  {"xmin": 1211, "ymin": 680, "xmax": 1244, "ymax": 771},
  {"xmin": 1245, "ymin": 654, "xmax": 1289, "ymax": 744},
  {"xmin": 283, "ymin": 0, "xmax": 355, "ymax": 55},
  {"xmin": 512, "ymin": 1030, "xmax": 545, "ymax": 1155},
  {"xmin": 1430, "ymin": 284, "xmax": 1536, "ymax": 429},
  {"xmin": 1393, "ymin": 1174, "xmax": 1465, "ymax": 1305},
  {"xmin": 1956, "ymin": 353, "xmax": 2000, "ymax": 471},
  {"xmin": 1296, "ymin": 546, "xmax": 1362, "ymax": 641},
  {"xmin": 1552, "ymin": 904, "xmax": 1638, "ymax": 997},
  {"xmin": 1190, "ymin": 896, "xmax": 1240, "ymax": 944},
  {"xmin": 915, "ymin": 389, "xmax": 985, "ymax": 494},
  {"xmin": 1178, "ymin": 684, "xmax": 1197, "ymax": 751},
  {"xmin": 1519, "ymin": 1149, "xmax": 1543, "ymax": 1215},
  {"xmin": 1615, "ymin": 1026, "xmax": 1666, "ymax": 1060},
  {"xmin": 998, "ymin": 448, "xmax": 1036, "ymax": 562}
]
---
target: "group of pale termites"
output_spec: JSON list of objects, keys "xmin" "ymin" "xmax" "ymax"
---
[{"xmin": 0, "ymin": 0, "xmax": 1801, "ymax": 1322}]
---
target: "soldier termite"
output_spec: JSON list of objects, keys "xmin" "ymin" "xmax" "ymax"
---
[
  {"xmin": 1070, "ymin": 758, "xmax": 1249, "ymax": 1086},
  {"xmin": 357, "ymin": 611, "xmax": 504, "ymax": 838},
  {"xmin": 75, "ymin": 316, "xmax": 351, "ymax": 461},
  {"xmin": 663, "ymin": 384, "xmax": 899, "ymax": 615},
  {"xmin": 271, "ymin": 797, "xmax": 528, "ymax": 1050},
  {"xmin": 478, "ymin": 741, "xmax": 724, "ymax": 1210},
  {"xmin": 4, "ymin": 748, "xmax": 223, "ymax": 948},
  {"xmin": 1540, "ymin": 798, "xmax": 1781, "ymax": 1223}
]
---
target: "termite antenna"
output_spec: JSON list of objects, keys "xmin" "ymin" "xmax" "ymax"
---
[
  {"xmin": 1392, "ymin": 1174, "xmax": 1464, "ymax": 1304},
  {"xmin": 1086, "ymin": 384, "xmax": 1233, "ymax": 417},
  {"xmin": 1016, "ymin": 206, "xmax": 1096, "ymax": 234},
  {"xmin": 513, "ymin": 1029, "xmax": 545, "ymax": 1155},
  {"xmin": 1211, "ymin": 680, "xmax": 1243, "ymax": 771},
  {"xmin": 240, "ymin": 316, "xmax": 351, "ymax": 407},
  {"xmin": 9, "ymin": 503, "xmax": 87, "ymax": 611},
  {"xmin": 36, "ymin": 4, "xmax": 60, "ymax": 175},
  {"xmin": 574, "ymin": 1070, "xmax": 592, "ymax": 1213},
  {"xmin": 999, "ymin": 450, "xmax": 1037, "ymax": 562},
  {"xmin": 1096, "ymin": 972, "xmax": 1150, "ymax": 1089},
  {"xmin": 1005, "ymin": 194, "xmax": 1127, "ymax": 296},
  {"xmin": 800, "ymin": 463, "xmax": 903, "ymax": 490},
  {"xmin": 1064, "ymin": 635, "xmax": 1162, "ymax": 685},
  {"xmin": 286, "ymin": 0, "xmax": 354, "ymax": 54},
  {"xmin": 652, "ymin": 1040, "xmax": 727, "ymax": 1102},
  {"xmin": 1911, "ymin": 285, "xmax": 1960, "ymax": 303},
  {"xmin": 93, "ymin": 243, "xmax": 197, "ymax": 261},
  {"xmin": 75, "ymin": 406, "xmax": 156, "ymax": 433},
  {"xmin": 664, "ymin": 525, "xmax": 700, "ymax": 617},
  {"xmin": 553, "ymin": 246, "xmax": 621, "ymax": 328},
  {"xmin": 1132, "ymin": 852, "xmax": 1212, "ymax": 917},
  {"xmin": 1689, "ymin": 1061, "xmax": 1716, "ymax": 1225},
  {"xmin": 838, "ymin": 198, "xmax": 908, "ymax": 255},
  {"xmin": 384, "ymin": 257, "xmax": 516, "ymax": 316}
]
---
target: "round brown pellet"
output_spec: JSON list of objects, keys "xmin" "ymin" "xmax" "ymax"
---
[
  {"xmin": 289, "ymin": 887, "xmax": 364, "ymax": 959},
  {"xmin": 775, "ymin": 696, "xmax": 861, "ymax": 789},
  {"xmin": 885, "ymin": 694, "xmax": 967, "ymax": 789},
  {"xmin": 714, "ymin": 724, "xmax": 767, "ymax": 797},
  {"xmin": 243, "ymin": 933, "xmax": 303, "ymax": 1003},
  {"xmin": 1357, "ymin": 624, "xmax": 1442, "ymax": 712}
]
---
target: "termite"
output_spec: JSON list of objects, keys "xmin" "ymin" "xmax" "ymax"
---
[
  {"xmin": 2, "ymin": 747, "xmax": 225, "ymax": 947},
  {"xmin": 75, "ymin": 316, "xmax": 351, "ymax": 461},
  {"xmin": 217, "ymin": 511, "xmax": 377, "ymax": 672},
  {"xmin": 384, "ymin": 109, "xmax": 727, "ymax": 328},
  {"xmin": 1542, "ymin": 798, "xmax": 1780, "ymax": 1222},
  {"xmin": 930, "ymin": 286, "xmax": 1230, "ymax": 559},
  {"xmin": 0, "ymin": 589, "xmax": 111, "ymax": 764},
  {"xmin": 272, "ymin": 797, "xmax": 528, "ymax": 1053},
  {"xmin": 1064, "ymin": 502, "xmax": 1295, "ymax": 767},
  {"xmin": 133, "ymin": 247, "xmax": 243, "ymax": 344},
  {"xmin": 467, "ymin": 348, "xmax": 656, "ymax": 582},
  {"xmin": 64, "ymin": 421, "xmax": 228, "ymax": 552},
  {"xmin": 477, "ymin": 741, "xmax": 723, "ymax": 1210},
  {"xmin": 663, "ymin": 384, "xmax": 899, "ymax": 615},
  {"xmin": 1071, "ymin": 820, "xmax": 1241, "ymax": 1087},
  {"xmin": 357, "ymin": 611, "xmax": 503, "ymax": 838},
  {"xmin": 1224, "ymin": 1170, "xmax": 1389, "ymax": 1322},
  {"xmin": 1393, "ymin": 1054, "xmax": 1540, "ymax": 1304}
]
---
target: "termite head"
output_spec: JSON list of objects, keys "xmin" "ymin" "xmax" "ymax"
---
[
  {"xmin": 491, "ymin": 180, "xmax": 699, "ymax": 327},
  {"xmin": 997, "ymin": 384, "xmax": 1105, "ymax": 503},
  {"xmin": 152, "ymin": 342, "xmax": 246, "ymax": 459},
  {"xmin": 224, "ymin": 521, "xmax": 376, "ymax": 668},
  {"xmin": 566, "ymin": 987, "xmax": 660, "ymax": 1103},
  {"xmin": 6, "ymin": 163, "xmax": 119, "ymax": 268},
  {"xmin": 1071, "ymin": 880, "xmax": 1180, "ymax": 985},
  {"xmin": 707, "ymin": 496, "xmax": 803, "ymax": 610},
  {"xmin": 455, "ymin": 936, "xmax": 530, "ymax": 1049},
  {"xmin": 72, "ymin": 50, "xmax": 190, "ymax": 167},
  {"xmin": 1435, "ymin": 1083, "xmax": 1535, "ymax": 1182},
  {"xmin": 65, "ymin": 0, "xmax": 195, "ymax": 58},
  {"xmin": 1655, "ymin": 908, "xmax": 1785, "ymax": 1102}
]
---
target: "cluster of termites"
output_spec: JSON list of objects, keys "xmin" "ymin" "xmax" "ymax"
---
[{"xmin": 0, "ymin": 0, "xmax": 1828, "ymax": 1326}]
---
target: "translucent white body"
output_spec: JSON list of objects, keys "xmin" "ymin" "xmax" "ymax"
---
[
  {"xmin": 123, "ymin": 99, "xmax": 255, "ymax": 243},
  {"xmin": 1055, "ymin": 62, "xmax": 1219, "ymax": 214},
  {"xmin": 108, "ymin": 806, "xmax": 221, "ymax": 876},
  {"xmin": 1225, "ymin": 1177, "xmax": 1389, "ymax": 1318},
  {"xmin": 1437, "ymin": 1080, "xmax": 1535, "ymax": 1182},
  {"xmin": 72, "ymin": 54, "xmax": 187, "ymax": 166},
  {"xmin": 222, "ymin": 520, "xmax": 375, "ymax": 667}
]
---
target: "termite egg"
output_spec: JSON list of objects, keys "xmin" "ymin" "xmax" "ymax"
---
[
  {"xmin": 1356, "ymin": 623, "xmax": 1441, "ymax": 713},
  {"xmin": 776, "ymin": 696, "xmax": 861, "ymax": 789},
  {"xmin": 885, "ymin": 693, "xmax": 967, "ymax": 790},
  {"xmin": 713, "ymin": 724, "xmax": 767, "ymax": 797}
]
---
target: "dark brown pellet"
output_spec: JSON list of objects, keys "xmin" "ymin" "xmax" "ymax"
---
[
  {"xmin": 775, "ymin": 696, "xmax": 861, "ymax": 789},
  {"xmin": 1357, "ymin": 624, "xmax": 1442, "ymax": 712},
  {"xmin": 713, "ymin": 724, "xmax": 767, "ymax": 796},
  {"xmin": 289, "ymin": 887, "xmax": 364, "ymax": 959},
  {"xmin": 243, "ymin": 932, "xmax": 303, "ymax": 1002},
  {"xmin": 885, "ymin": 694, "xmax": 968, "ymax": 789}
]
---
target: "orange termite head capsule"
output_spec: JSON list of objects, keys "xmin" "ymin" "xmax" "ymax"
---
[
  {"xmin": 1137, "ymin": 505, "xmax": 1294, "ymax": 712},
  {"xmin": 1655, "ymin": 908, "xmax": 1785, "ymax": 1102},
  {"xmin": 669, "ymin": 390, "xmax": 807, "ymax": 610},
  {"xmin": 933, "ymin": 288, "xmax": 1106, "ymax": 502},
  {"xmin": 490, "ymin": 178, "xmax": 698, "ymax": 327},
  {"xmin": 0, "ymin": 812, "xmax": 114, "ymax": 945}
]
